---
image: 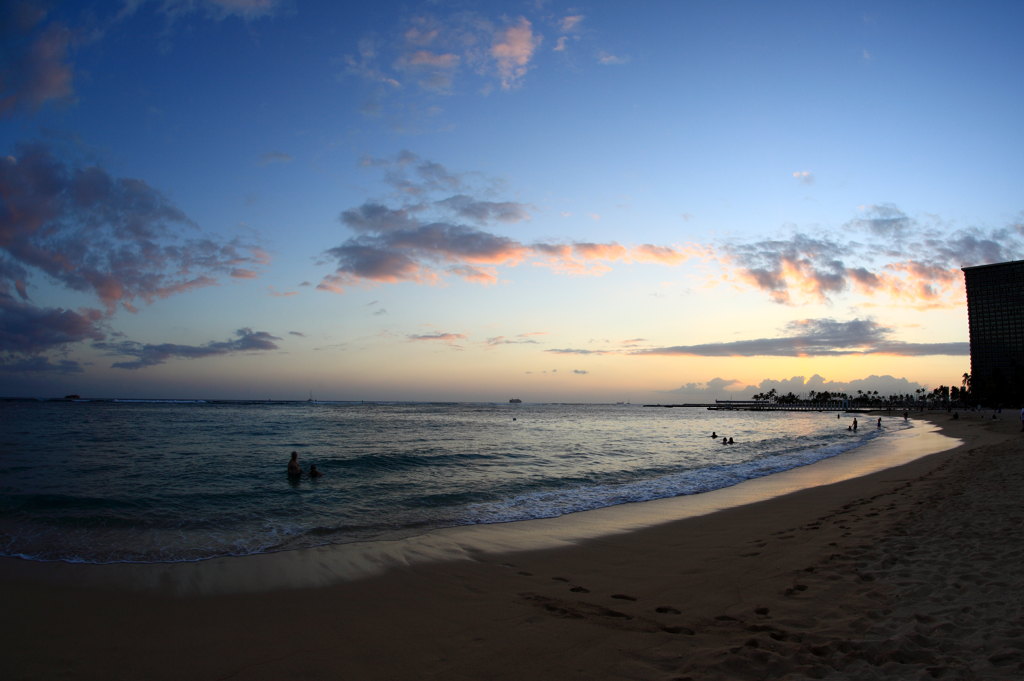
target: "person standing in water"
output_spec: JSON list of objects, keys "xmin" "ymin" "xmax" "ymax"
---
[{"xmin": 288, "ymin": 451, "xmax": 301, "ymax": 477}]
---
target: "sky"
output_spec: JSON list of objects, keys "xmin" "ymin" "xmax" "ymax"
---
[{"xmin": 2, "ymin": 0, "xmax": 1022, "ymax": 403}]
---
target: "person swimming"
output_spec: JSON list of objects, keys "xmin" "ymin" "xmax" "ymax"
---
[
  {"xmin": 287, "ymin": 451, "xmax": 301, "ymax": 478},
  {"xmin": 727, "ymin": 437, "xmax": 734, "ymax": 444},
  {"xmin": 309, "ymin": 463, "xmax": 323, "ymax": 478},
  {"xmin": 711, "ymin": 431, "xmax": 718, "ymax": 438}
]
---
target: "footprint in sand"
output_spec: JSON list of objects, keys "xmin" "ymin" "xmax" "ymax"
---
[
  {"xmin": 570, "ymin": 585, "xmax": 590, "ymax": 593},
  {"xmin": 656, "ymin": 606, "xmax": 681, "ymax": 614},
  {"xmin": 661, "ymin": 625, "xmax": 695, "ymax": 635},
  {"xmin": 611, "ymin": 594, "xmax": 638, "ymax": 601}
]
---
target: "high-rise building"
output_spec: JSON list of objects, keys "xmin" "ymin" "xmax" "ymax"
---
[{"xmin": 962, "ymin": 259, "xmax": 1024, "ymax": 405}]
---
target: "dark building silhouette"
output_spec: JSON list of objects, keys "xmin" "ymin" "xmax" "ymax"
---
[{"xmin": 962, "ymin": 260, "xmax": 1024, "ymax": 406}]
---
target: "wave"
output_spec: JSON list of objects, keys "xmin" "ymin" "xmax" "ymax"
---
[{"xmin": 112, "ymin": 399, "xmax": 209, "ymax": 404}]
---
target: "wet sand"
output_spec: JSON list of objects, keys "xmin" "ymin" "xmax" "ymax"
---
[{"xmin": 4, "ymin": 410, "xmax": 1022, "ymax": 680}]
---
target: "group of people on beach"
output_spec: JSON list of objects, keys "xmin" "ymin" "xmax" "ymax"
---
[
  {"xmin": 287, "ymin": 451, "xmax": 323, "ymax": 479},
  {"xmin": 843, "ymin": 416, "xmax": 885, "ymax": 432}
]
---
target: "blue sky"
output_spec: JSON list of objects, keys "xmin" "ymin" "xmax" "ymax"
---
[{"xmin": 2, "ymin": 0, "xmax": 1022, "ymax": 402}]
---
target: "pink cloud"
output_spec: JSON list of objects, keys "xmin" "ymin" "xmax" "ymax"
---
[
  {"xmin": 573, "ymin": 242, "xmax": 629, "ymax": 260},
  {"xmin": 448, "ymin": 264, "xmax": 500, "ymax": 284},
  {"xmin": 632, "ymin": 243, "xmax": 705, "ymax": 265},
  {"xmin": 0, "ymin": 144, "xmax": 267, "ymax": 312},
  {"xmin": 491, "ymin": 17, "xmax": 539, "ymax": 90},
  {"xmin": 320, "ymin": 155, "xmax": 699, "ymax": 292},
  {"xmin": 408, "ymin": 332, "xmax": 467, "ymax": 342},
  {"xmin": 406, "ymin": 50, "xmax": 460, "ymax": 68},
  {"xmin": 560, "ymin": 15, "xmax": 584, "ymax": 32}
]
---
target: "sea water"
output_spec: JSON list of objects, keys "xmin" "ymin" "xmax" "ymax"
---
[{"xmin": 0, "ymin": 399, "xmax": 902, "ymax": 564}]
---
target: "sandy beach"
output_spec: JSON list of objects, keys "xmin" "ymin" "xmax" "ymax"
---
[{"xmin": 4, "ymin": 411, "xmax": 1023, "ymax": 680}]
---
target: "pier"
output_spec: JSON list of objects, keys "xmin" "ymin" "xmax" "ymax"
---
[{"xmin": 642, "ymin": 400, "xmax": 867, "ymax": 412}]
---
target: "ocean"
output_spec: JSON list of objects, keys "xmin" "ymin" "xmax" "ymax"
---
[{"xmin": 0, "ymin": 399, "xmax": 904, "ymax": 564}]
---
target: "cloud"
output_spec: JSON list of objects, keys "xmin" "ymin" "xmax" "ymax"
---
[
  {"xmin": 660, "ymin": 377, "xmax": 748, "ymax": 400},
  {"xmin": 0, "ymin": 143, "xmax": 270, "ymax": 372},
  {"xmin": 491, "ymin": 17, "xmax": 540, "ymax": 90},
  {"xmin": 0, "ymin": 297, "xmax": 105, "ymax": 358},
  {"xmin": 546, "ymin": 348, "xmax": 613, "ymax": 355},
  {"xmin": 319, "ymin": 154, "xmax": 693, "ymax": 292},
  {"xmin": 0, "ymin": 279, "xmax": 108, "ymax": 373},
  {"xmin": 0, "ymin": 3, "xmax": 75, "ymax": 116},
  {"xmin": 95, "ymin": 328, "xmax": 281, "ymax": 369},
  {"xmin": 655, "ymin": 372, "xmax": 929, "ymax": 403},
  {"xmin": 435, "ymin": 195, "xmax": 532, "ymax": 224},
  {"xmin": 486, "ymin": 334, "xmax": 542, "ymax": 347},
  {"xmin": 346, "ymin": 12, "xmax": 547, "ymax": 97},
  {"xmin": 408, "ymin": 332, "xmax": 466, "ymax": 342},
  {"xmin": 344, "ymin": 37, "xmax": 403, "ymax": 89},
  {"xmin": 658, "ymin": 374, "xmax": 928, "ymax": 403},
  {"xmin": 258, "ymin": 151, "xmax": 293, "ymax": 166},
  {"xmin": 405, "ymin": 51, "xmax": 460, "ymax": 69},
  {"xmin": 341, "ymin": 202, "xmax": 419, "ymax": 232},
  {"xmin": 749, "ymin": 374, "xmax": 927, "ymax": 399},
  {"xmin": 395, "ymin": 48, "xmax": 461, "ymax": 93},
  {"xmin": 724, "ymin": 233, "xmax": 848, "ymax": 304},
  {"xmin": 560, "ymin": 15, "xmax": 584, "ymax": 32},
  {"xmin": 0, "ymin": 143, "xmax": 268, "ymax": 313},
  {"xmin": 137, "ymin": 0, "xmax": 283, "ymax": 22},
  {"xmin": 597, "ymin": 52, "xmax": 629, "ymax": 65},
  {"xmin": 792, "ymin": 170, "xmax": 814, "ymax": 185},
  {"xmin": 636, "ymin": 317, "xmax": 968, "ymax": 357},
  {"xmin": 407, "ymin": 331, "xmax": 467, "ymax": 349},
  {"xmin": 0, "ymin": 0, "xmax": 290, "ymax": 119},
  {"xmin": 0, "ymin": 354, "xmax": 84, "ymax": 374},
  {"xmin": 847, "ymin": 203, "xmax": 910, "ymax": 238},
  {"xmin": 719, "ymin": 207, "xmax": 1024, "ymax": 308},
  {"xmin": 320, "ymin": 222, "xmax": 528, "ymax": 291}
]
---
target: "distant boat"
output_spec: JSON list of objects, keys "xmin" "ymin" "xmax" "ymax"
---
[{"xmin": 509, "ymin": 398, "xmax": 522, "ymax": 403}]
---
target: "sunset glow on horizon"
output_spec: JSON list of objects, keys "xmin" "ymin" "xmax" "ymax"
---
[{"xmin": 2, "ymin": 1, "xmax": 1021, "ymax": 403}]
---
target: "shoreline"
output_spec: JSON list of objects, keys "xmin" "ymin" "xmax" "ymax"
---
[
  {"xmin": 4, "ymin": 410, "xmax": 1022, "ymax": 680},
  {"xmin": 1, "ymin": 415, "xmax": 955, "ymax": 594}
]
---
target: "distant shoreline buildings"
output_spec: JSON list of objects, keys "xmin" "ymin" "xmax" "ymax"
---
[{"xmin": 962, "ymin": 259, "xmax": 1024, "ymax": 406}]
